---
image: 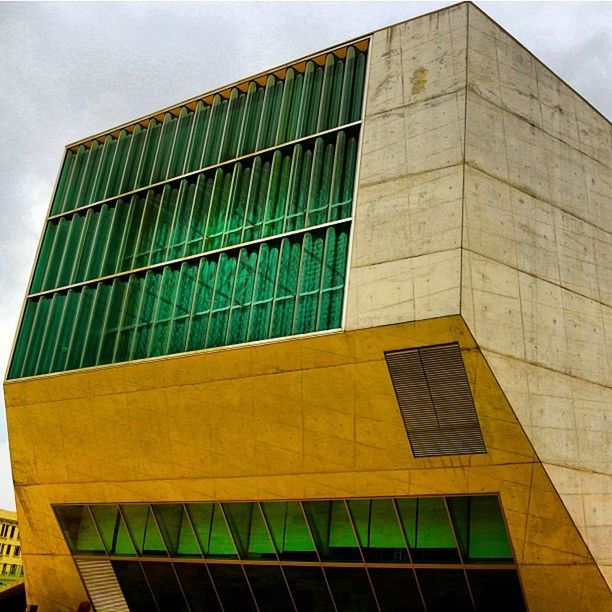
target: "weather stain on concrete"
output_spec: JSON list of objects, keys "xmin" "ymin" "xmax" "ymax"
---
[{"xmin": 411, "ymin": 67, "xmax": 428, "ymax": 95}]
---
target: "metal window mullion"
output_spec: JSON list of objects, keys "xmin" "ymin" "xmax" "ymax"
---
[
  {"xmin": 342, "ymin": 500, "xmax": 382, "ymax": 612},
  {"xmin": 298, "ymin": 501, "xmax": 338, "ymax": 612},
  {"xmin": 116, "ymin": 505, "xmax": 161, "ymax": 612},
  {"xmin": 391, "ymin": 499, "xmax": 428, "ymax": 612},
  {"xmin": 443, "ymin": 498, "xmax": 477, "ymax": 612},
  {"xmin": 255, "ymin": 501, "xmax": 298, "ymax": 612}
]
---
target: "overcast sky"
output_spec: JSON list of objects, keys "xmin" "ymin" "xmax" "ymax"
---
[{"xmin": 0, "ymin": 1, "xmax": 610, "ymax": 511}]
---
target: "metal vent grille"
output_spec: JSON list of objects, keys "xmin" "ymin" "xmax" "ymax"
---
[
  {"xmin": 385, "ymin": 343, "xmax": 486, "ymax": 457},
  {"xmin": 75, "ymin": 558, "xmax": 129, "ymax": 612}
]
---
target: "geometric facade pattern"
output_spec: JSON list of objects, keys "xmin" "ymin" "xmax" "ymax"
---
[
  {"xmin": 56, "ymin": 496, "xmax": 526, "ymax": 611},
  {"xmin": 9, "ymin": 43, "xmax": 367, "ymax": 379},
  {"xmin": 5, "ymin": 3, "xmax": 611, "ymax": 610}
]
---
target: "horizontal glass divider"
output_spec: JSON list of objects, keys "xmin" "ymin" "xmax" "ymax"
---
[
  {"xmin": 49, "ymin": 121, "xmax": 362, "ymax": 222},
  {"xmin": 27, "ymin": 217, "xmax": 352, "ymax": 299},
  {"xmin": 76, "ymin": 555, "xmax": 518, "ymax": 571},
  {"xmin": 66, "ymin": 38, "xmax": 370, "ymax": 150}
]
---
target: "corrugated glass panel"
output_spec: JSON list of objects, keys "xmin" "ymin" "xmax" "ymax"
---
[{"xmin": 12, "ymin": 43, "xmax": 366, "ymax": 379}]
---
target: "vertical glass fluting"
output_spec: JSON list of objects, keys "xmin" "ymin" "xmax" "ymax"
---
[
  {"xmin": 48, "ymin": 46, "xmax": 366, "ymax": 216},
  {"xmin": 10, "ymin": 42, "xmax": 367, "ymax": 379},
  {"xmin": 11, "ymin": 225, "xmax": 350, "ymax": 378},
  {"xmin": 30, "ymin": 130, "xmax": 358, "ymax": 294}
]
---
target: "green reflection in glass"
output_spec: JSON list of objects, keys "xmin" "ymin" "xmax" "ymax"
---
[
  {"xmin": 90, "ymin": 505, "xmax": 136, "ymax": 556},
  {"xmin": 261, "ymin": 502, "xmax": 316, "ymax": 559},
  {"xmin": 152, "ymin": 504, "xmax": 201, "ymax": 557},
  {"xmin": 121, "ymin": 505, "xmax": 167, "ymax": 556},
  {"xmin": 186, "ymin": 503, "xmax": 237, "ymax": 559},
  {"xmin": 447, "ymin": 496, "xmax": 512, "ymax": 561},
  {"xmin": 55, "ymin": 506, "xmax": 105, "ymax": 555}
]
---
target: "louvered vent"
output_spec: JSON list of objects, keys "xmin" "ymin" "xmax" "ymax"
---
[
  {"xmin": 385, "ymin": 343, "xmax": 486, "ymax": 457},
  {"xmin": 75, "ymin": 559, "xmax": 129, "ymax": 612}
]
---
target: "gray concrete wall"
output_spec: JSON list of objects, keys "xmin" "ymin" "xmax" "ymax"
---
[
  {"xmin": 345, "ymin": 1, "xmax": 611, "ymax": 588},
  {"xmin": 461, "ymin": 4, "xmax": 612, "ymax": 588},
  {"xmin": 345, "ymin": 3, "xmax": 468, "ymax": 329}
]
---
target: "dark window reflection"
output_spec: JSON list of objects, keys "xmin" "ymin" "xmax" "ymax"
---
[
  {"xmin": 283, "ymin": 565, "xmax": 335, "ymax": 612},
  {"xmin": 207, "ymin": 563, "xmax": 257, "ymax": 612},
  {"xmin": 140, "ymin": 561, "xmax": 188, "ymax": 611},
  {"xmin": 468, "ymin": 569, "xmax": 526, "ymax": 612},
  {"xmin": 244, "ymin": 564, "xmax": 295, "ymax": 611},
  {"xmin": 324, "ymin": 567, "xmax": 378, "ymax": 611},
  {"xmin": 369, "ymin": 568, "xmax": 425, "ymax": 612},
  {"xmin": 417, "ymin": 569, "xmax": 473, "ymax": 612},
  {"xmin": 112, "ymin": 560, "xmax": 157, "ymax": 612},
  {"xmin": 173, "ymin": 562, "xmax": 222, "ymax": 612}
]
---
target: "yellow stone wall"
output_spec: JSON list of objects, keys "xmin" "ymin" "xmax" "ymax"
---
[{"xmin": 5, "ymin": 316, "xmax": 610, "ymax": 610}]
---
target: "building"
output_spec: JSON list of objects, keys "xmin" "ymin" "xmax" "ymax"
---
[
  {"xmin": 3, "ymin": 2, "xmax": 611, "ymax": 610},
  {"xmin": 0, "ymin": 510, "xmax": 24, "ymax": 589}
]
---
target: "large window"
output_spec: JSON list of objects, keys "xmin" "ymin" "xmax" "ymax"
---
[
  {"xmin": 9, "ymin": 43, "xmax": 367, "ymax": 379},
  {"xmin": 55, "ymin": 495, "xmax": 526, "ymax": 611}
]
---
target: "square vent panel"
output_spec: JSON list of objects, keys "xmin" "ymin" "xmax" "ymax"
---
[{"xmin": 385, "ymin": 343, "xmax": 486, "ymax": 457}]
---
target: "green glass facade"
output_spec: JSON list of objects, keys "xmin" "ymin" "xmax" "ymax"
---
[
  {"xmin": 9, "ymin": 45, "xmax": 367, "ymax": 379},
  {"xmin": 55, "ymin": 495, "xmax": 526, "ymax": 611}
]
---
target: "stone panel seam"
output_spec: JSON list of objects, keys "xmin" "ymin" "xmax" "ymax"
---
[
  {"xmin": 462, "ymin": 246, "xmax": 612, "ymax": 315},
  {"xmin": 358, "ymin": 162, "xmax": 464, "ymax": 189},
  {"xmin": 466, "ymin": 87, "xmax": 611, "ymax": 170},
  {"xmin": 464, "ymin": 163, "xmax": 612, "ymax": 238}
]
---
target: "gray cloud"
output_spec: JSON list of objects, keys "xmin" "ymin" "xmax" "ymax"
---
[{"xmin": 0, "ymin": 1, "xmax": 609, "ymax": 510}]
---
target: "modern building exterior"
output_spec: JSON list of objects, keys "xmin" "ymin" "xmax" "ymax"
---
[
  {"xmin": 0, "ymin": 510, "xmax": 23, "ymax": 589},
  {"xmin": 4, "ymin": 2, "xmax": 611, "ymax": 610}
]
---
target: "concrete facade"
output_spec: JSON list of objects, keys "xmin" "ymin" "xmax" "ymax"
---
[
  {"xmin": 348, "ymin": 2, "xmax": 611, "ymax": 591},
  {"xmin": 4, "ymin": 3, "xmax": 611, "ymax": 609}
]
